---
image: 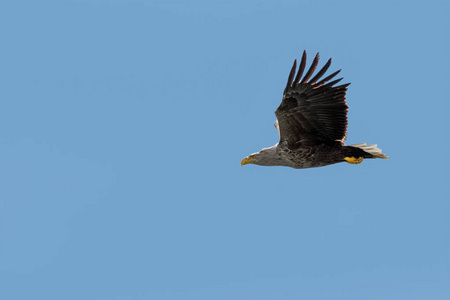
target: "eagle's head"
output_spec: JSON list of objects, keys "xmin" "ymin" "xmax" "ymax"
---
[{"xmin": 241, "ymin": 147, "xmax": 278, "ymax": 166}]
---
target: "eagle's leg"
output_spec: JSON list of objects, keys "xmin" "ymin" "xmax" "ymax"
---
[{"xmin": 344, "ymin": 157, "xmax": 364, "ymax": 164}]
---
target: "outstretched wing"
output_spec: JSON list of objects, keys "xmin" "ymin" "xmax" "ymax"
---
[{"xmin": 275, "ymin": 51, "xmax": 350, "ymax": 148}]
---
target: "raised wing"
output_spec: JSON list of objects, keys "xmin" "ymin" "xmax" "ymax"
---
[{"xmin": 275, "ymin": 51, "xmax": 350, "ymax": 148}]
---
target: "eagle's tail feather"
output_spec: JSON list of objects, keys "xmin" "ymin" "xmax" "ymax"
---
[{"xmin": 349, "ymin": 143, "xmax": 389, "ymax": 159}]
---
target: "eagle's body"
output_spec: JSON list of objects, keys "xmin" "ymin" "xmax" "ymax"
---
[{"xmin": 241, "ymin": 51, "xmax": 388, "ymax": 169}]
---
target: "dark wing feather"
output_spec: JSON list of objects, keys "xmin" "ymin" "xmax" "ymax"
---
[
  {"xmin": 300, "ymin": 53, "xmax": 319, "ymax": 84},
  {"xmin": 275, "ymin": 52, "xmax": 350, "ymax": 148},
  {"xmin": 293, "ymin": 50, "xmax": 307, "ymax": 85}
]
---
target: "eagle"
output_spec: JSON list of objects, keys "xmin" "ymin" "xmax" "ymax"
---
[{"xmin": 241, "ymin": 51, "xmax": 388, "ymax": 169}]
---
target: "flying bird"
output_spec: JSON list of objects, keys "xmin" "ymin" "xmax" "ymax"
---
[{"xmin": 241, "ymin": 51, "xmax": 388, "ymax": 169}]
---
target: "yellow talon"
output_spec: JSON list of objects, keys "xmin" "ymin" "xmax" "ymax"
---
[{"xmin": 345, "ymin": 157, "xmax": 364, "ymax": 164}]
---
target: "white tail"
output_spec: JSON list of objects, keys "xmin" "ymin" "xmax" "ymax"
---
[{"xmin": 349, "ymin": 143, "xmax": 389, "ymax": 159}]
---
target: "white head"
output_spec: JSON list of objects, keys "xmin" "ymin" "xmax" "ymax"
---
[{"xmin": 241, "ymin": 146, "xmax": 279, "ymax": 166}]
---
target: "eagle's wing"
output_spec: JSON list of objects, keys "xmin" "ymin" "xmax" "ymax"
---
[{"xmin": 275, "ymin": 51, "xmax": 350, "ymax": 148}]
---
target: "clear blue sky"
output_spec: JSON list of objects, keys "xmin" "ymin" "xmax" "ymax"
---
[{"xmin": 1, "ymin": 1, "xmax": 449, "ymax": 299}]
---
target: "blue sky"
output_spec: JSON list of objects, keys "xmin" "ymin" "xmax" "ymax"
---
[{"xmin": 0, "ymin": 0, "xmax": 449, "ymax": 299}]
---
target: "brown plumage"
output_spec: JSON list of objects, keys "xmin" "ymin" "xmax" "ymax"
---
[{"xmin": 241, "ymin": 51, "xmax": 388, "ymax": 169}]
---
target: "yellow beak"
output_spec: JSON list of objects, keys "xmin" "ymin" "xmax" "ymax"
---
[{"xmin": 241, "ymin": 156, "xmax": 256, "ymax": 166}]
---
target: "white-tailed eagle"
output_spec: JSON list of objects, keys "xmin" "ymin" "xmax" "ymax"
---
[{"xmin": 241, "ymin": 51, "xmax": 388, "ymax": 169}]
